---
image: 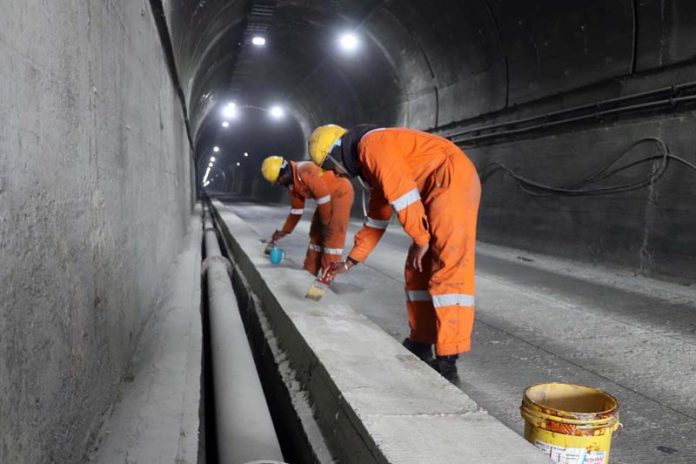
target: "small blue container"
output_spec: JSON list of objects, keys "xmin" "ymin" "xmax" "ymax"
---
[{"xmin": 269, "ymin": 247, "xmax": 285, "ymax": 265}]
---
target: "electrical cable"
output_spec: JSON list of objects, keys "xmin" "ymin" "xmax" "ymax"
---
[{"xmin": 479, "ymin": 137, "xmax": 696, "ymax": 197}]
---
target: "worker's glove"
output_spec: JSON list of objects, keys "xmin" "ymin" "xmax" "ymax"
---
[{"xmin": 271, "ymin": 230, "xmax": 288, "ymax": 242}]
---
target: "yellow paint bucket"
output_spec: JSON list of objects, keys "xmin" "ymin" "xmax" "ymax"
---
[{"xmin": 520, "ymin": 383, "xmax": 621, "ymax": 464}]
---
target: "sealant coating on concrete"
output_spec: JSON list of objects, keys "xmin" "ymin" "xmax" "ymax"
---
[
  {"xmin": 224, "ymin": 202, "xmax": 696, "ymax": 464},
  {"xmin": 213, "ymin": 201, "xmax": 550, "ymax": 464}
]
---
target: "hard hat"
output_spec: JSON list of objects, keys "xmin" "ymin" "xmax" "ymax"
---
[
  {"xmin": 308, "ymin": 124, "xmax": 347, "ymax": 167},
  {"xmin": 261, "ymin": 155, "xmax": 285, "ymax": 183}
]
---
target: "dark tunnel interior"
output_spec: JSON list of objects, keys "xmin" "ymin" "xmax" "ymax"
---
[
  {"xmin": 171, "ymin": 0, "xmax": 696, "ymax": 281},
  {"xmin": 5, "ymin": 2, "xmax": 696, "ymax": 463},
  {"xmin": 196, "ymin": 106, "xmax": 306, "ymax": 199}
]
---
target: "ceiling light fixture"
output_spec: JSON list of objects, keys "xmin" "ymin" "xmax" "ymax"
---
[
  {"xmin": 222, "ymin": 102, "xmax": 238, "ymax": 119},
  {"xmin": 269, "ymin": 105, "xmax": 285, "ymax": 119},
  {"xmin": 339, "ymin": 32, "xmax": 360, "ymax": 52}
]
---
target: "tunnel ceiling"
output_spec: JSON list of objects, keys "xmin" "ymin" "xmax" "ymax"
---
[{"xmin": 166, "ymin": 0, "xmax": 696, "ymax": 166}]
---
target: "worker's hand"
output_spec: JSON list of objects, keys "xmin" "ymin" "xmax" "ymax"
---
[
  {"xmin": 271, "ymin": 230, "xmax": 287, "ymax": 242},
  {"xmin": 409, "ymin": 242, "xmax": 429, "ymax": 272},
  {"xmin": 321, "ymin": 260, "xmax": 350, "ymax": 283}
]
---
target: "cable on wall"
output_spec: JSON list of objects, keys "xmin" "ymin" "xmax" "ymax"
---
[{"xmin": 479, "ymin": 137, "xmax": 696, "ymax": 197}]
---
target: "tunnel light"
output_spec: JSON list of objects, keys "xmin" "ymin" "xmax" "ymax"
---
[
  {"xmin": 236, "ymin": 162, "xmax": 241, "ymax": 166},
  {"xmin": 203, "ymin": 181, "xmax": 210, "ymax": 187},
  {"xmin": 244, "ymin": 152, "xmax": 249, "ymax": 157},
  {"xmin": 222, "ymin": 121, "xmax": 230, "ymax": 128},
  {"xmin": 251, "ymin": 36, "xmax": 266, "ymax": 47},
  {"xmin": 210, "ymin": 156, "xmax": 216, "ymax": 162},
  {"xmin": 269, "ymin": 105, "xmax": 285, "ymax": 120},
  {"xmin": 222, "ymin": 102, "xmax": 238, "ymax": 119},
  {"xmin": 339, "ymin": 32, "xmax": 360, "ymax": 52},
  {"xmin": 213, "ymin": 146, "xmax": 220, "ymax": 153}
]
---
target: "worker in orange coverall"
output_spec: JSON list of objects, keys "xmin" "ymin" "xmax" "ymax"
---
[
  {"xmin": 261, "ymin": 155, "xmax": 354, "ymax": 276},
  {"xmin": 308, "ymin": 125, "xmax": 481, "ymax": 382}
]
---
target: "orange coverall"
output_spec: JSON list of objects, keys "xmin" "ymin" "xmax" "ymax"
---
[
  {"xmin": 347, "ymin": 129, "xmax": 481, "ymax": 356},
  {"xmin": 281, "ymin": 161, "xmax": 354, "ymax": 275}
]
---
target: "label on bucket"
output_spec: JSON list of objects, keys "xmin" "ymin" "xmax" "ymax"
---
[{"xmin": 534, "ymin": 440, "xmax": 606, "ymax": 464}]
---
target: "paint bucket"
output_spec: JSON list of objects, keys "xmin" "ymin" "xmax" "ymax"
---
[
  {"xmin": 520, "ymin": 383, "xmax": 621, "ymax": 464},
  {"xmin": 269, "ymin": 247, "xmax": 285, "ymax": 265}
]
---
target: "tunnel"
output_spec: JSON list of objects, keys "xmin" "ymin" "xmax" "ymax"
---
[{"xmin": 2, "ymin": 1, "xmax": 696, "ymax": 463}]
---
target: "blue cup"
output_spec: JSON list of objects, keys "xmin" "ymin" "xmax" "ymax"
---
[{"xmin": 269, "ymin": 247, "xmax": 285, "ymax": 265}]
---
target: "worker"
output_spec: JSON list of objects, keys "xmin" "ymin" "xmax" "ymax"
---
[
  {"xmin": 260, "ymin": 155, "xmax": 354, "ymax": 276},
  {"xmin": 308, "ymin": 125, "xmax": 481, "ymax": 383}
]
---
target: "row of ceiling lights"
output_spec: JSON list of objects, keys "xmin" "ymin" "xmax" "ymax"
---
[
  {"xmin": 203, "ymin": 146, "xmax": 250, "ymax": 186},
  {"xmin": 204, "ymin": 31, "xmax": 362, "ymax": 186},
  {"xmin": 218, "ymin": 31, "xmax": 361, "ymax": 128},
  {"xmin": 249, "ymin": 31, "xmax": 360, "ymax": 52}
]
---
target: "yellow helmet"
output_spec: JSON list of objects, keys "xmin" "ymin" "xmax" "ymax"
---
[
  {"xmin": 261, "ymin": 155, "xmax": 285, "ymax": 183},
  {"xmin": 308, "ymin": 124, "xmax": 347, "ymax": 167}
]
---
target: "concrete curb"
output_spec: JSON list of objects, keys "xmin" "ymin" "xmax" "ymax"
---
[
  {"xmin": 213, "ymin": 202, "xmax": 550, "ymax": 464},
  {"xmin": 91, "ymin": 213, "xmax": 203, "ymax": 463}
]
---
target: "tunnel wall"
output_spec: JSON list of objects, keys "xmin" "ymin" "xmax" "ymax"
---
[
  {"xmin": 397, "ymin": 0, "xmax": 696, "ymax": 282},
  {"xmin": 466, "ymin": 106, "xmax": 696, "ymax": 282},
  {"xmin": 0, "ymin": 2, "xmax": 194, "ymax": 463},
  {"xmin": 166, "ymin": 0, "xmax": 696, "ymax": 280}
]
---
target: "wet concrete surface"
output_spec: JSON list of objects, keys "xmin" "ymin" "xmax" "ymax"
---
[{"xmin": 221, "ymin": 201, "xmax": 696, "ymax": 464}]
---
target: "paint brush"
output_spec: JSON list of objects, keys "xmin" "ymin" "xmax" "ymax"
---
[{"xmin": 305, "ymin": 276, "xmax": 329, "ymax": 301}]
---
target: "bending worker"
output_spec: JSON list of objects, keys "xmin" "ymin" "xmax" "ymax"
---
[
  {"xmin": 308, "ymin": 125, "xmax": 481, "ymax": 382},
  {"xmin": 261, "ymin": 155, "xmax": 354, "ymax": 276}
]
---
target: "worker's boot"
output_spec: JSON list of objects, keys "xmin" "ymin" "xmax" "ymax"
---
[
  {"xmin": 429, "ymin": 355, "xmax": 459, "ymax": 384},
  {"xmin": 402, "ymin": 338, "xmax": 434, "ymax": 363}
]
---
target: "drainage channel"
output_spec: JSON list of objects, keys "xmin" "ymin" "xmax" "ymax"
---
[{"xmin": 201, "ymin": 204, "xmax": 330, "ymax": 464}]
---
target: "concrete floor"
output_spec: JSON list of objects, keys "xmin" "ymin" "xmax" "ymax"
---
[{"xmin": 221, "ymin": 201, "xmax": 696, "ymax": 464}]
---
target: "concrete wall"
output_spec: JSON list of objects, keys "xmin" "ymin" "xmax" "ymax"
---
[
  {"xmin": 432, "ymin": 60, "xmax": 696, "ymax": 282},
  {"xmin": 0, "ymin": 1, "xmax": 193, "ymax": 463},
  {"xmin": 467, "ymin": 110, "xmax": 696, "ymax": 282}
]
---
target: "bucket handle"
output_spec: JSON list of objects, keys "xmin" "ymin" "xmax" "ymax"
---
[{"xmin": 521, "ymin": 407, "xmax": 620, "ymax": 427}]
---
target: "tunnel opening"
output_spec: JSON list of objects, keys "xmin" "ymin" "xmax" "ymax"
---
[{"xmin": 196, "ymin": 107, "xmax": 307, "ymax": 203}]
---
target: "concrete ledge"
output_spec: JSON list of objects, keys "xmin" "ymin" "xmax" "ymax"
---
[
  {"xmin": 213, "ymin": 202, "xmax": 549, "ymax": 464},
  {"xmin": 90, "ymin": 215, "xmax": 202, "ymax": 463}
]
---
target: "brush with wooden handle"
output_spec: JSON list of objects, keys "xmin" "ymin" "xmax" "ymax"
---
[{"xmin": 304, "ymin": 275, "xmax": 329, "ymax": 301}]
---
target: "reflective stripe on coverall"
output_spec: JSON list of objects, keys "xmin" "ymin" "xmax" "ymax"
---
[
  {"xmin": 281, "ymin": 161, "xmax": 354, "ymax": 275},
  {"xmin": 347, "ymin": 129, "xmax": 481, "ymax": 356}
]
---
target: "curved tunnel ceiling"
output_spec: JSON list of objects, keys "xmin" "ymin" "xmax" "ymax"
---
[{"xmin": 165, "ymin": 0, "xmax": 696, "ymax": 169}]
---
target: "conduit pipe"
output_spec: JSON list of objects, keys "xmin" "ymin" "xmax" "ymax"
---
[
  {"xmin": 447, "ymin": 79, "xmax": 696, "ymax": 144},
  {"xmin": 203, "ymin": 212, "xmax": 286, "ymax": 464},
  {"xmin": 452, "ymin": 94, "xmax": 696, "ymax": 146}
]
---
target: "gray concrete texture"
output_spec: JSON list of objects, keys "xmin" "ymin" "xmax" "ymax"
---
[
  {"xmin": 0, "ymin": 1, "xmax": 193, "ymax": 463},
  {"xmin": 213, "ymin": 202, "xmax": 550, "ymax": 464},
  {"xmin": 91, "ymin": 215, "xmax": 202, "ymax": 463},
  {"xmin": 224, "ymin": 202, "xmax": 696, "ymax": 464},
  {"xmin": 467, "ymin": 110, "xmax": 696, "ymax": 282}
]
